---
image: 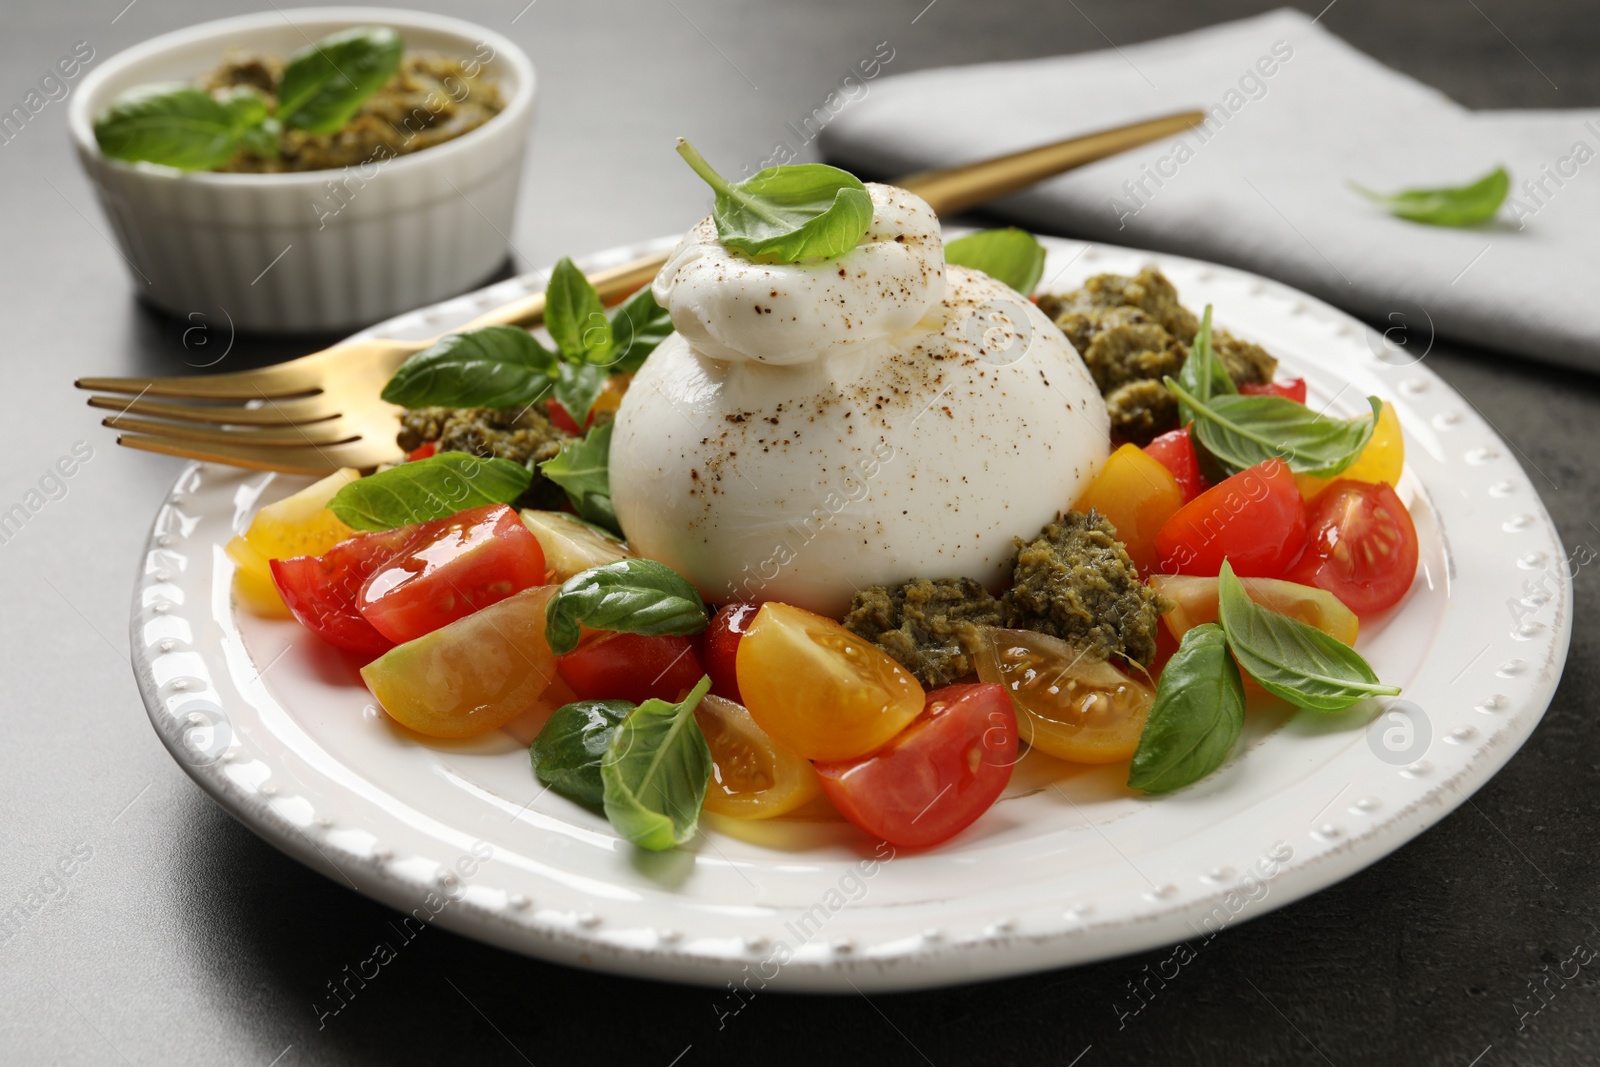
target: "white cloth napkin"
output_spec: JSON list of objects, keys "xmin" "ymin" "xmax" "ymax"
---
[{"xmin": 819, "ymin": 9, "xmax": 1600, "ymax": 373}]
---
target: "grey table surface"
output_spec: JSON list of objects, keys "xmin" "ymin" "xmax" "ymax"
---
[{"xmin": 2, "ymin": 0, "xmax": 1597, "ymax": 1064}]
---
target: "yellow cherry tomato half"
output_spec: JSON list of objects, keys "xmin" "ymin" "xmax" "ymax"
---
[
  {"xmin": 972, "ymin": 627, "xmax": 1154, "ymax": 764},
  {"xmin": 1297, "ymin": 401, "xmax": 1403, "ymax": 499},
  {"xmin": 231, "ymin": 469, "xmax": 361, "ymax": 614},
  {"xmin": 1072, "ymin": 443, "xmax": 1185, "ymax": 574},
  {"xmin": 1150, "ymin": 574, "xmax": 1360, "ymax": 647},
  {"xmin": 695, "ymin": 694, "xmax": 822, "ymax": 819},
  {"xmin": 735, "ymin": 602, "xmax": 925, "ymax": 762},
  {"xmin": 361, "ymin": 585, "xmax": 559, "ymax": 739}
]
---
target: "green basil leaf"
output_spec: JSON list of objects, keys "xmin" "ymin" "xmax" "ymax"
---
[
  {"xmin": 278, "ymin": 26, "xmax": 402, "ymax": 134},
  {"xmin": 540, "ymin": 421, "xmax": 620, "ymax": 535},
  {"xmin": 1166, "ymin": 379, "xmax": 1380, "ymax": 478},
  {"xmin": 1174, "ymin": 305, "xmax": 1233, "ymax": 426},
  {"xmin": 326, "ymin": 452, "xmax": 532, "ymax": 531},
  {"xmin": 607, "ymin": 286, "xmax": 675, "ymax": 374},
  {"xmin": 1127, "ymin": 624, "xmax": 1244, "ymax": 793},
  {"xmin": 1217, "ymin": 561, "xmax": 1400, "ymax": 710},
  {"xmin": 239, "ymin": 115, "xmax": 282, "ymax": 160},
  {"xmin": 943, "ymin": 228, "xmax": 1046, "ymax": 295},
  {"xmin": 216, "ymin": 85, "xmax": 269, "ymax": 131},
  {"xmin": 553, "ymin": 360, "xmax": 610, "ymax": 428},
  {"xmin": 543, "ymin": 557, "xmax": 708, "ymax": 655},
  {"xmin": 677, "ymin": 139, "xmax": 873, "ymax": 263},
  {"xmin": 545, "ymin": 257, "xmax": 613, "ymax": 364},
  {"xmin": 601, "ymin": 676, "xmax": 714, "ymax": 851},
  {"xmin": 529, "ymin": 699, "xmax": 633, "ymax": 806},
  {"xmin": 93, "ymin": 83, "xmax": 242, "ymax": 171},
  {"xmin": 381, "ymin": 325, "xmax": 558, "ymax": 409},
  {"xmin": 1351, "ymin": 167, "xmax": 1509, "ymax": 228}
]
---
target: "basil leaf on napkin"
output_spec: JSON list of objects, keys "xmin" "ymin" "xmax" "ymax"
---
[
  {"xmin": 529, "ymin": 699, "xmax": 634, "ymax": 806},
  {"xmin": 1351, "ymin": 166, "xmax": 1509, "ymax": 228},
  {"xmin": 1217, "ymin": 561, "xmax": 1399, "ymax": 710},
  {"xmin": 1174, "ymin": 305, "xmax": 1234, "ymax": 426},
  {"xmin": 540, "ymin": 421, "xmax": 620, "ymax": 535},
  {"xmin": 381, "ymin": 325, "xmax": 560, "ymax": 409},
  {"xmin": 601, "ymin": 676, "xmax": 714, "ymax": 851},
  {"xmin": 676, "ymin": 138, "xmax": 874, "ymax": 263},
  {"xmin": 326, "ymin": 452, "xmax": 531, "ymax": 531},
  {"xmin": 1166, "ymin": 378, "xmax": 1380, "ymax": 478},
  {"xmin": 543, "ymin": 557, "xmax": 708, "ymax": 655},
  {"xmin": 944, "ymin": 228, "xmax": 1046, "ymax": 296},
  {"xmin": 93, "ymin": 84, "xmax": 246, "ymax": 171},
  {"xmin": 1127, "ymin": 623, "xmax": 1244, "ymax": 793},
  {"xmin": 278, "ymin": 26, "xmax": 403, "ymax": 134}
]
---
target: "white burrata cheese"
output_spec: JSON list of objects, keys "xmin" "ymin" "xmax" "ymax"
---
[{"xmin": 610, "ymin": 183, "xmax": 1109, "ymax": 617}]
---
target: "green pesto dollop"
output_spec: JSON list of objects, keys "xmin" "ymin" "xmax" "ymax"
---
[
  {"xmin": 842, "ymin": 577, "xmax": 1005, "ymax": 688},
  {"xmin": 397, "ymin": 405, "xmax": 572, "ymax": 511}
]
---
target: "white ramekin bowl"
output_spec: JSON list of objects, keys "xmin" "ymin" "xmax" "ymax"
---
[{"xmin": 69, "ymin": 7, "xmax": 536, "ymax": 334}]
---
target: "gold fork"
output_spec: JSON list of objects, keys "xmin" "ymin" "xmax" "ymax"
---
[{"xmin": 77, "ymin": 109, "xmax": 1202, "ymax": 475}]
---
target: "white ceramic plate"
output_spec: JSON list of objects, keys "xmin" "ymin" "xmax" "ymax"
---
[{"xmin": 131, "ymin": 235, "xmax": 1571, "ymax": 992}]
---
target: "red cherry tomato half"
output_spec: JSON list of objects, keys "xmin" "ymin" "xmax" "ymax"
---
[
  {"xmin": 271, "ymin": 526, "xmax": 419, "ymax": 658},
  {"xmin": 358, "ymin": 505, "xmax": 547, "ymax": 645},
  {"xmin": 1239, "ymin": 377, "xmax": 1307, "ymax": 403},
  {"xmin": 1143, "ymin": 426, "xmax": 1207, "ymax": 503},
  {"xmin": 1285, "ymin": 479, "xmax": 1419, "ymax": 615},
  {"xmin": 704, "ymin": 602, "xmax": 759, "ymax": 703},
  {"xmin": 1154, "ymin": 459, "xmax": 1307, "ymax": 578},
  {"xmin": 546, "ymin": 400, "xmax": 583, "ymax": 436},
  {"xmin": 814, "ymin": 683, "xmax": 1018, "ymax": 850},
  {"xmin": 556, "ymin": 632, "xmax": 706, "ymax": 705},
  {"xmin": 406, "ymin": 441, "xmax": 438, "ymax": 462}
]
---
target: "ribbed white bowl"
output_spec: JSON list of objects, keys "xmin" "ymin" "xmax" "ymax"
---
[{"xmin": 68, "ymin": 7, "xmax": 536, "ymax": 333}]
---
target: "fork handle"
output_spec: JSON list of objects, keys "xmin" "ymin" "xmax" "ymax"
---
[{"xmin": 452, "ymin": 109, "xmax": 1204, "ymax": 332}]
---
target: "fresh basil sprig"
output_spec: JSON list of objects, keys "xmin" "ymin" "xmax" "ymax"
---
[
  {"xmin": 529, "ymin": 699, "xmax": 633, "ymax": 806},
  {"xmin": 944, "ymin": 228, "xmax": 1046, "ymax": 296},
  {"xmin": 540, "ymin": 421, "xmax": 620, "ymax": 535},
  {"xmin": 381, "ymin": 325, "xmax": 559, "ymax": 409},
  {"xmin": 1174, "ymin": 305, "xmax": 1234, "ymax": 427},
  {"xmin": 1217, "ymin": 561, "xmax": 1400, "ymax": 710},
  {"xmin": 326, "ymin": 452, "xmax": 531, "ymax": 531},
  {"xmin": 544, "ymin": 558, "xmax": 708, "ymax": 655},
  {"xmin": 1351, "ymin": 166, "xmax": 1509, "ymax": 228},
  {"xmin": 608, "ymin": 285, "xmax": 675, "ymax": 375},
  {"xmin": 1165, "ymin": 378, "xmax": 1380, "ymax": 478},
  {"xmin": 601, "ymin": 676, "xmax": 714, "ymax": 851},
  {"xmin": 1127, "ymin": 624, "xmax": 1245, "ymax": 793},
  {"xmin": 93, "ymin": 83, "xmax": 258, "ymax": 171},
  {"xmin": 676, "ymin": 138, "xmax": 874, "ymax": 263},
  {"xmin": 277, "ymin": 26, "xmax": 402, "ymax": 134}
]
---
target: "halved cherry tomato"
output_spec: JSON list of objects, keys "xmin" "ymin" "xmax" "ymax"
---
[
  {"xmin": 972, "ymin": 628, "xmax": 1153, "ymax": 764},
  {"xmin": 736, "ymin": 602, "xmax": 924, "ymax": 761},
  {"xmin": 1296, "ymin": 400, "xmax": 1404, "ymax": 499},
  {"xmin": 406, "ymin": 441, "xmax": 439, "ymax": 462},
  {"xmin": 1239, "ymin": 377, "xmax": 1307, "ymax": 403},
  {"xmin": 1143, "ymin": 427, "xmax": 1206, "ymax": 503},
  {"xmin": 1150, "ymin": 574, "xmax": 1359, "ymax": 646},
  {"xmin": 696, "ymin": 694, "xmax": 822, "ymax": 819},
  {"xmin": 271, "ymin": 525, "xmax": 419, "ymax": 657},
  {"xmin": 546, "ymin": 400, "xmax": 583, "ymax": 436},
  {"xmin": 704, "ymin": 602, "xmax": 758, "ymax": 703},
  {"xmin": 1154, "ymin": 459, "xmax": 1307, "ymax": 578},
  {"xmin": 1073, "ymin": 443, "xmax": 1185, "ymax": 574},
  {"xmin": 547, "ymin": 376, "xmax": 631, "ymax": 435},
  {"xmin": 556, "ymin": 632, "xmax": 705, "ymax": 705},
  {"xmin": 814, "ymin": 683, "xmax": 1017, "ymax": 849},
  {"xmin": 358, "ymin": 505, "xmax": 547, "ymax": 645},
  {"xmin": 1285, "ymin": 479, "xmax": 1418, "ymax": 615},
  {"xmin": 361, "ymin": 585, "xmax": 559, "ymax": 738}
]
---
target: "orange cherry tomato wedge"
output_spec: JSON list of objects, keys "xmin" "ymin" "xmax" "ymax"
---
[
  {"xmin": 696, "ymin": 694, "xmax": 822, "ymax": 819},
  {"xmin": 972, "ymin": 628, "xmax": 1154, "ymax": 764},
  {"xmin": 1150, "ymin": 573, "xmax": 1360, "ymax": 646},
  {"xmin": 1073, "ymin": 443, "xmax": 1185, "ymax": 574},
  {"xmin": 736, "ymin": 602, "xmax": 925, "ymax": 762}
]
